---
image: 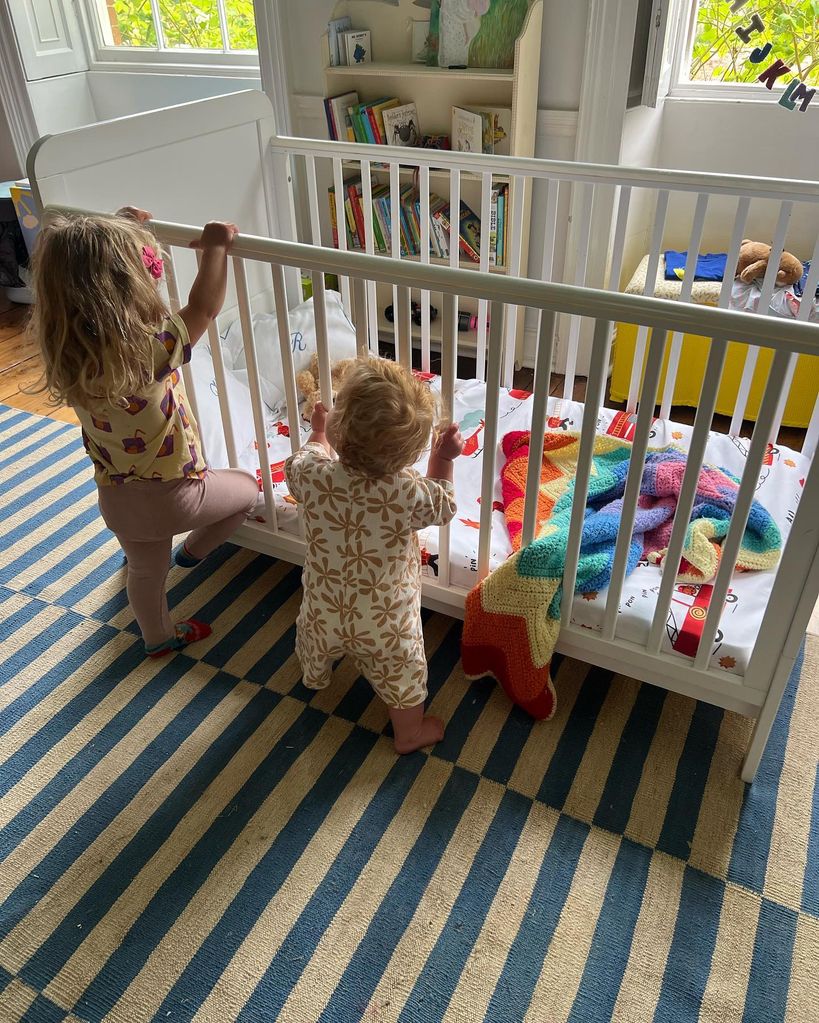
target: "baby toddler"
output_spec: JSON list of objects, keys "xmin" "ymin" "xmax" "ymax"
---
[{"xmin": 285, "ymin": 358, "xmax": 463, "ymax": 752}]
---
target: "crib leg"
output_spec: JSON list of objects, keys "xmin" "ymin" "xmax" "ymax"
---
[{"xmin": 740, "ymin": 654, "xmax": 797, "ymax": 783}]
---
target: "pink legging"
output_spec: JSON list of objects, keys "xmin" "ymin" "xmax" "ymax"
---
[{"xmin": 98, "ymin": 469, "xmax": 259, "ymax": 647}]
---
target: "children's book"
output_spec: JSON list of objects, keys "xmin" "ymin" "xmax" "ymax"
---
[
  {"xmin": 328, "ymin": 17, "xmax": 352, "ymax": 66},
  {"xmin": 458, "ymin": 201, "xmax": 481, "ymax": 262},
  {"xmin": 452, "ymin": 107, "xmax": 484, "ymax": 155},
  {"xmin": 327, "ymin": 91, "xmax": 358, "ymax": 141},
  {"xmin": 481, "ymin": 107, "xmax": 512, "ymax": 156},
  {"xmin": 382, "ymin": 103, "xmax": 421, "ymax": 147},
  {"xmin": 370, "ymin": 98, "xmax": 401, "ymax": 144},
  {"xmin": 344, "ymin": 30, "xmax": 371, "ymax": 66},
  {"xmin": 489, "ymin": 186, "xmax": 498, "ymax": 267}
]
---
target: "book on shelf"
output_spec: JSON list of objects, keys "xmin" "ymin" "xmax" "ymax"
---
[
  {"xmin": 327, "ymin": 178, "xmax": 509, "ymax": 266},
  {"xmin": 343, "ymin": 30, "xmax": 371, "ymax": 66},
  {"xmin": 382, "ymin": 103, "xmax": 421, "ymax": 147},
  {"xmin": 324, "ymin": 91, "xmax": 358, "ymax": 142},
  {"xmin": 452, "ymin": 105, "xmax": 513, "ymax": 156},
  {"xmin": 451, "ymin": 107, "xmax": 484, "ymax": 155},
  {"xmin": 327, "ymin": 17, "xmax": 352, "ymax": 66}
]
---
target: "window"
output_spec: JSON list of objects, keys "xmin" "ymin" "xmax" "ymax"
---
[
  {"xmin": 83, "ymin": 0, "xmax": 258, "ymax": 65},
  {"xmin": 675, "ymin": 0, "xmax": 819, "ymax": 91}
]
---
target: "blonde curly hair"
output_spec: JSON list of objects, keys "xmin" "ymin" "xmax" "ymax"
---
[
  {"xmin": 27, "ymin": 211, "xmax": 168, "ymax": 410},
  {"xmin": 329, "ymin": 358, "xmax": 437, "ymax": 478}
]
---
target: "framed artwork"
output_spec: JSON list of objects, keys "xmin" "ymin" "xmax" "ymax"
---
[{"xmin": 427, "ymin": 0, "xmax": 530, "ymax": 70}]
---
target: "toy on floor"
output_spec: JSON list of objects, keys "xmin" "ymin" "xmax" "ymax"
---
[
  {"xmin": 736, "ymin": 239, "xmax": 803, "ymax": 286},
  {"xmin": 295, "ymin": 353, "xmax": 358, "ymax": 422}
]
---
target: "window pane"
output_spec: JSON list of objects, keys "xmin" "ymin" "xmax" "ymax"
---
[
  {"xmin": 690, "ymin": 0, "xmax": 819, "ymax": 86},
  {"xmin": 225, "ymin": 0, "xmax": 257, "ymax": 50},
  {"xmin": 109, "ymin": 0, "xmax": 158, "ymax": 47},
  {"xmin": 160, "ymin": 0, "xmax": 223, "ymax": 50}
]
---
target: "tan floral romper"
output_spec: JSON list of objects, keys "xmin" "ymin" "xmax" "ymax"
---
[{"xmin": 285, "ymin": 443, "xmax": 457, "ymax": 708}]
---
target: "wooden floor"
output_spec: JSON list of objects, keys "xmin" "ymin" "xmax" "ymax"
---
[
  {"xmin": 1, "ymin": 300, "xmax": 805, "ymax": 450},
  {"xmin": 0, "ymin": 302, "xmax": 79, "ymax": 424}
]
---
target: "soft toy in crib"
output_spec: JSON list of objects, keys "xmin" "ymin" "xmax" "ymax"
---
[
  {"xmin": 736, "ymin": 239, "xmax": 803, "ymax": 286},
  {"xmin": 295, "ymin": 353, "xmax": 358, "ymax": 422}
]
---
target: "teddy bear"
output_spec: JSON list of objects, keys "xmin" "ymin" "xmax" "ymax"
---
[
  {"xmin": 295, "ymin": 353, "xmax": 359, "ymax": 422},
  {"xmin": 735, "ymin": 239, "xmax": 803, "ymax": 287}
]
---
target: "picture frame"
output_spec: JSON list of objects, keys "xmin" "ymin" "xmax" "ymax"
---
[{"xmin": 411, "ymin": 19, "xmax": 430, "ymax": 63}]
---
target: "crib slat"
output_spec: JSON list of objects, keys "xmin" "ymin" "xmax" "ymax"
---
[
  {"xmin": 627, "ymin": 189, "xmax": 670, "ymax": 413},
  {"xmin": 396, "ymin": 286, "xmax": 413, "ymax": 371},
  {"xmin": 271, "ymin": 262, "xmax": 302, "ymax": 457},
  {"xmin": 305, "ymin": 154, "xmax": 322, "ymax": 245},
  {"xmin": 540, "ymin": 179, "xmax": 560, "ymax": 284},
  {"xmin": 563, "ymin": 182, "xmax": 595, "ymax": 402},
  {"xmin": 332, "ymin": 156, "xmax": 352, "ymax": 317},
  {"xmin": 693, "ymin": 349, "xmax": 791, "ymax": 670},
  {"xmin": 195, "ymin": 250, "xmax": 239, "ymax": 467},
  {"xmin": 502, "ymin": 175, "xmax": 526, "ymax": 387},
  {"xmin": 718, "ymin": 196, "xmax": 750, "ymax": 309},
  {"xmin": 474, "ymin": 171, "xmax": 493, "ymax": 383},
  {"xmin": 361, "ymin": 159, "xmax": 379, "ymax": 348},
  {"xmin": 521, "ymin": 310, "xmax": 557, "ymax": 548},
  {"xmin": 312, "ymin": 270, "xmax": 332, "ymax": 407},
  {"xmin": 769, "ymin": 235, "xmax": 819, "ymax": 444},
  {"xmin": 646, "ymin": 335, "xmax": 729, "ymax": 654},
  {"xmin": 449, "ymin": 168, "xmax": 461, "ymax": 369},
  {"xmin": 601, "ymin": 325, "xmax": 668, "ymax": 641},
  {"xmin": 606, "ymin": 185, "xmax": 632, "ymax": 291},
  {"xmin": 390, "ymin": 162, "xmax": 401, "ymax": 353},
  {"xmin": 729, "ymin": 200, "xmax": 793, "ymax": 435},
  {"xmin": 477, "ymin": 311, "xmax": 505, "ymax": 580},
  {"xmin": 420, "ymin": 164, "xmax": 432, "ymax": 373},
  {"xmin": 560, "ymin": 318, "xmax": 614, "ymax": 629},
  {"xmin": 804, "ymin": 393, "xmax": 819, "ymax": 461},
  {"xmin": 163, "ymin": 249, "xmax": 203, "ymax": 448},
  {"xmin": 659, "ymin": 192, "xmax": 709, "ymax": 419},
  {"xmin": 438, "ymin": 293, "xmax": 458, "ymax": 589},
  {"xmin": 233, "ymin": 256, "xmax": 277, "ymax": 530},
  {"xmin": 353, "ymin": 276, "xmax": 369, "ymax": 359}
]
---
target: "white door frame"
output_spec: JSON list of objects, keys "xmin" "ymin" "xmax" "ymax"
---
[{"xmin": 0, "ymin": 1, "xmax": 39, "ymax": 175}]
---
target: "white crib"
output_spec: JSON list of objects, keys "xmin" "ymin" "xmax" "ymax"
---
[{"xmin": 28, "ymin": 91, "xmax": 819, "ymax": 782}]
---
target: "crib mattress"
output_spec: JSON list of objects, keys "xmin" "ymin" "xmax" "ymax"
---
[
  {"xmin": 624, "ymin": 254, "xmax": 722, "ymax": 304},
  {"xmin": 221, "ymin": 379, "xmax": 806, "ymax": 679}
]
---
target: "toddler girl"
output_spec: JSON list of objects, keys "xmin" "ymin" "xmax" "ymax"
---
[
  {"xmin": 30, "ymin": 207, "xmax": 259, "ymax": 657},
  {"xmin": 285, "ymin": 358, "xmax": 464, "ymax": 753}
]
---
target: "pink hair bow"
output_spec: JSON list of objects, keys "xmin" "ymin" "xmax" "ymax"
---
[{"xmin": 142, "ymin": 245, "xmax": 164, "ymax": 280}]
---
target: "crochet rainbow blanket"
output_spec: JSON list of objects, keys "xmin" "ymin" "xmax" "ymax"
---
[{"xmin": 461, "ymin": 431, "xmax": 782, "ymax": 719}]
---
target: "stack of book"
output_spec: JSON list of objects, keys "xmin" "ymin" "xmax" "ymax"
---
[
  {"xmin": 328, "ymin": 178, "xmax": 510, "ymax": 267},
  {"xmin": 324, "ymin": 93, "xmax": 424, "ymax": 147}
]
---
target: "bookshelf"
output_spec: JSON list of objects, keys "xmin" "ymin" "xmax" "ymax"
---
[{"xmin": 322, "ymin": 0, "xmax": 543, "ymax": 365}]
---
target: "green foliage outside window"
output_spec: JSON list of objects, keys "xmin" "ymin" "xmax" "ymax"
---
[
  {"xmin": 691, "ymin": 0, "xmax": 819, "ymax": 85},
  {"xmin": 109, "ymin": 0, "xmax": 257, "ymax": 51}
]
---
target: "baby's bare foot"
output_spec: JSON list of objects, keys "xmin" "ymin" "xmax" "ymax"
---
[{"xmin": 393, "ymin": 714, "xmax": 445, "ymax": 755}]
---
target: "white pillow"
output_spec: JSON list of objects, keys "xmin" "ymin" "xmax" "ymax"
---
[
  {"xmin": 220, "ymin": 292, "xmax": 358, "ymax": 411},
  {"xmin": 187, "ymin": 344, "xmax": 259, "ymax": 470}
]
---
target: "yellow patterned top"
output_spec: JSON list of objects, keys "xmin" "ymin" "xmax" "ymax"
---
[{"xmin": 75, "ymin": 314, "xmax": 207, "ymax": 486}]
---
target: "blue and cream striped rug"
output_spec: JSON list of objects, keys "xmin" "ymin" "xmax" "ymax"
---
[{"xmin": 1, "ymin": 402, "xmax": 818, "ymax": 1023}]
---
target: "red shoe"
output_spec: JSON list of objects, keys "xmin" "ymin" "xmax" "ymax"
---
[{"xmin": 146, "ymin": 619, "xmax": 212, "ymax": 658}]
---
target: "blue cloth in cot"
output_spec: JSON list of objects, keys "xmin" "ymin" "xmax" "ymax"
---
[
  {"xmin": 794, "ymin": 261, "xmax": 819, "ymax": 299},
  {"xmin": 663, "ymin": 251, "xmax": 727, "ymax": 282}
]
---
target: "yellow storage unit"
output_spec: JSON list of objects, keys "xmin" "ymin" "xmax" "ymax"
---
[{"xmin": 611, "ymin": 322, "xmax": 819, "ymax": 428}]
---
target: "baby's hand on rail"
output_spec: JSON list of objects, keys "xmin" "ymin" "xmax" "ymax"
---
[
  {"xmin": 189, "ymin": 222, "xmax": 239, "ymax": 252},
  {"xmin": 311, "ymin": 401, "xmax": 329, "ymax": 435},
  {"xmin": 117, "ymin": 206, "xmax": 152, "ymax": 223},
  {"xmin": 433, "ymin": 423, "xmax": 464, "ymax": 461}
]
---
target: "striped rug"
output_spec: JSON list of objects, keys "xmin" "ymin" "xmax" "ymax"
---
[{"xmin": 1, "ymin": 402, "xmax": 817, "ymax": 1023}]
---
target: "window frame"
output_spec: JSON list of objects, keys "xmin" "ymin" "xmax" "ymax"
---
[
  {"xmin": 667, "ymin": 0, "xmax": 805, "ymax": 102},
  {"xmin": 77, "ymin": 0, "xmax": 260, "ymax": 73}
]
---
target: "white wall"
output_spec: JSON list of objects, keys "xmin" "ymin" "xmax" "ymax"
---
[
  {"xmin": 618, "ymin": 102, "xmax": 664, "ymax": 286},
  {"xmin": 660, "ymin": 98, "xmax": 819, "ymax": 263},
  {"xmin": 27, "ymin": 72, "xmax": 97, "ymax": 134}
]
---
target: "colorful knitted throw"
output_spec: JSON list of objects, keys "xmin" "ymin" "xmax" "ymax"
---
[{"xmin": 461, "ymin": 431, "xmax": 782, "ymax": 719}]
